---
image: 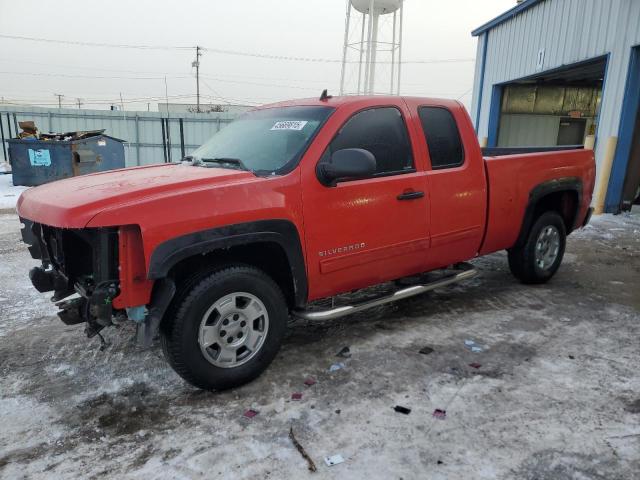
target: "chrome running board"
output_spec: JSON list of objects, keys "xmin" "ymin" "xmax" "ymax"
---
[{"xmin": 293, "ymin": 263, "xmax": 478, "ymax": 321}]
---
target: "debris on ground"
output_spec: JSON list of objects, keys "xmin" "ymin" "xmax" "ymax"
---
[
  {"xmin": 304, "ymin": 377, "xmax": 317, "ymax": 386},
  {"xmin": 329, "ymin": 362, "xmax": 345, "ymax": 372},
  {"xmin": 275, "ymin": 398, "xmax": 286, "ymax": 413},
  {"xmin": 464, "ymin": 339, "xmax": 484, "ymax": 353},
  {"xmin": 335, "ymin": 409, "xmax": 341, "ymax": 414},
  {"xmin": 433, "ymin": 409, "xmax": 447, "ymax": 419},
  {"xmin": 291, "ymin": 392, "xmax": 303, "ymax": 401},
  {"xmin": 469, "ymin": 362, "xmax": 482, "ymax": 369},
  {"xmin": 568, "ymin": 355, "xmax": 575, "ymax": 359},
  {"xmin": 243, "ymin": 409, "xmax": 259, "ymax": 419},
  {"xmin": 324, "ymin": 454, "xmax": 345, "ymax": 467},
  {"xmin": 419, "ymin": 346, "xmax": 434, "ymax": 355},
  {"xmin": 336, "ymin": 346, "xmax": 351, "ymax": 358},
  {"xmin": 393, "ymin": 405, "xmax": 411, "ymax": 415},
  {"xmin": 289, "ymin": 427, "xmax": 317, "ymax": 472}
]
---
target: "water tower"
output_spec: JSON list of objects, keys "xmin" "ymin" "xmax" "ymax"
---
[{"xmin": 339, "ymin": 0, "xmax": 404, "ymax": 96}]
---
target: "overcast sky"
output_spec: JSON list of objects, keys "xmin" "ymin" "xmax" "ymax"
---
[{"xmin": 0, "ymin": 0, "xmax": 515, "ymax": 111}]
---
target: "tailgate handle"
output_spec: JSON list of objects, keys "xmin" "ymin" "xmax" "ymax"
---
[{"xmin": 397, "ymin": 191, "xmax": 424, "ymax": 201}]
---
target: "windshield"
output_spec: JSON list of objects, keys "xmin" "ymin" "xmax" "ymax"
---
[{"xmin": 190, "ymin": 106, "xmax": 334, "ymax": 174}]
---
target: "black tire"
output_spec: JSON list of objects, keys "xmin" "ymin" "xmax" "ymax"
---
[
  {"xmin": 508, "ymin": 211, "xmax": 567, "ymax": 284},
  {"xmin": 161, "ymin": 264, "xmax": 288, "ymax": 390}
]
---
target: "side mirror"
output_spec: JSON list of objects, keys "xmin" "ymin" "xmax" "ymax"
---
[{"xmin": 317, "ymin": 148, "xmax": 376, "ymax": 186}]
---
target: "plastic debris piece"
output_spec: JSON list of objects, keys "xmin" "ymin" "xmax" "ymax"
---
[
  {"xmin": 243, "ymin": 409, "xmax": 259, "ymax": 419},
  {"xmin": 291, "ymin": 392, "xmax": 303, "ymax": 401},
  {"xmin": 328, "ymin": 362, "xmax": 345, "ymax": 372},
  {"xmin": 469, "ymin": 362, "xmax": 482, "ymax": 369},
  {"xmin": 419, "ymin": 346, "xmax": 434, "ymax": 355},
  {"xmin": 336, "ymin": 346, "xmax": 351, "ymax": 358},
  {"xmin": 290, "ymin": 427, "xmax": 317, "ymax": 472},
  {"xmin": 393, "ymin": 405, "xmax": 411, "ymax": 415},
  {"xmin": 433, "ymin": 409, "xmax": 446, "ymax": 419},
  {"xmin": 464, "ymin": 339, "xmax": 484, "ymax": 353},
  {"xmin": 304, "ymin": 377, "xmax": 317, "ymax": 386},
  {"xmin": 335, "ymin": 409, "xmax": 341, "ymax": 414},
  {"xmin": 324, "ymin": 454, "xmax": 344, "ymax": 467}
]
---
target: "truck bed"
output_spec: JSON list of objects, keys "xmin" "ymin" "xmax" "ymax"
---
[{"xmin": 479, "ymin": 148, "xmax": 596, "ymax": 255}]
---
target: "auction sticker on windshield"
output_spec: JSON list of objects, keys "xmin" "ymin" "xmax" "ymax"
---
[{"xmin": 271, "ymin": 121, "xmax": 308, "ymax": 131}]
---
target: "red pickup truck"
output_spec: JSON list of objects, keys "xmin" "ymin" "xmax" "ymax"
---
[{"xmin": 17, "ymin": 94, "xmax": 595, "ymax": 390}]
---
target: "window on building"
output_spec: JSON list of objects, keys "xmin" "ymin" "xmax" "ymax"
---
[
  {"xmin": 327, "ymin": 107, "xmax": 414, "ymax": 176},
  {"xmin": 418, "ymin": 107, "xmax": 465, "ymax": 169}
]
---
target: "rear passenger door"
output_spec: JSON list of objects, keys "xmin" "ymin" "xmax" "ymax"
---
[
  {"xmin": 300, "ymin": 102, "xmax": 430, "ymax": 300},
  {"xmin": 413, "ymin": 103, "xmax": 487, "ymax": 268}
]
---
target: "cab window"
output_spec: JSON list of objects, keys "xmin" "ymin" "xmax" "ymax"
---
[
  {"xmin": 418, "ymin": 106, "xmax": 464, "ymax": 169},
  {"xmin": 326, "ymin": 107, "xmax": 414, "ymax": 176}
]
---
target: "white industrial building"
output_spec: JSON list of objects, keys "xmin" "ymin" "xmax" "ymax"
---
[{"xmin": 471, "ymin": 0, "xmax": 640, "ymax": 213}]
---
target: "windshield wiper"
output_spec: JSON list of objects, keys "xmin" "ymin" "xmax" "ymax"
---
[{"xmin": 199, "ymin": 157, "xmax": 250, "ymax": 171}]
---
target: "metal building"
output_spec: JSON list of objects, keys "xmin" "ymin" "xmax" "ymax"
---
[{"xmin": 471, "ymin": 0, "xmax": 640, "ymax": 213}]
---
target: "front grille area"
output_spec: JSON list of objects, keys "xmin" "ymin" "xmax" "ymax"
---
[{"xmin": 21, "ymin": 218, "xmax": 119, "ymax": 298}]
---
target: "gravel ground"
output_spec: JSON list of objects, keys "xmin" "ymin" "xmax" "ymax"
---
[{"xmin": 0, "ymin": 211, "xmax": 639, "ymax": 479}]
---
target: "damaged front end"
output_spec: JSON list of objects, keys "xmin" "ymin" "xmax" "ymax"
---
[{"xmin": 21, "ymin": 218, "xmax": 122, "ymax": 338}]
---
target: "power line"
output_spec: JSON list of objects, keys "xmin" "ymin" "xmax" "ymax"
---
[
  {"xmin": 0, "ymin": 56, "xmax": 339, "ymax": 86},
  {"xmin": 0, "ymin": 34, "xmax": 192, "ymax": 50},
  {"xmin": 200, "ymin": 79, "xmax": 263, "ymax": 106},
  {"xmin": 0, "ymin": 33, "xmax": 474, "ymax": 65},
  {"xmin": 200, "ymin": 74, "xmax": 334, "ymax": 92},
  {"xmin": 0, "ymin": 70, "xmax": 189, "ymax": 80}
]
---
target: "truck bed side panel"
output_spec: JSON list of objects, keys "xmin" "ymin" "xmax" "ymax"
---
[{"xmin": 480, "ymin": 149, "xmax": 595, "ymax": 255}]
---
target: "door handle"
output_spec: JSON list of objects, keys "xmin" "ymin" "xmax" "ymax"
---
[{"xmin": 397, "ymin": 191, "xmax": 425, "ymax": 201}]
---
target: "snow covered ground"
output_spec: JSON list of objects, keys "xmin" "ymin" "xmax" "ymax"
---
[
  {"xmin": 0, "ymin": 211, "xmax": 639, "ymax": 479},
  {"xmin": 0, "ymin": 174, "xmax": 28, "ymax": 212}
]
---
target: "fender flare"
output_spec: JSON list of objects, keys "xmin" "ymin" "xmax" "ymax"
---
[
  {"xmin": 514, "ymin": 177, "xmax": 583, "ymax": 248},
  {"xmin": 147, "ymin": 219, "xmax": 308, "ymax": 307}
]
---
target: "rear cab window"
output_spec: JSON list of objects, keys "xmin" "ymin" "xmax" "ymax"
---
[{"xmin": 417, "ymin": 106, "xmax": 465, "ymax": 170}]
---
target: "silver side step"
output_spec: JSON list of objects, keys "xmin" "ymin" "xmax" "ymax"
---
[{"xmin": 293, "ymin": 263, "xmax": 478, "ymax": 321}]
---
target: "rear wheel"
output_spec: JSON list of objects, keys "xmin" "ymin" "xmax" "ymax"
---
[
  {"xmin": 161, "ymin": 264, "xmax": 287, "ymax": 390},
  {"xmin": 508, "ymin": 211, "xmax": 566, "ymax": 284}
]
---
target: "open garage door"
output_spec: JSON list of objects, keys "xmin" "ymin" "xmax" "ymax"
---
[{"xmin": 493, "ymin": 57, "xmax": 607, "ymax": 148}]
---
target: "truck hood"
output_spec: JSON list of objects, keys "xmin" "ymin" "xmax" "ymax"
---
[{"xmin": 16, "ymin": 163, "xmax": 255, "ymax": 228}]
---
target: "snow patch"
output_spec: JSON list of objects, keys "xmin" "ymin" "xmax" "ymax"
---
[{"xmin": 0, "ymin": 174, "xmax": 28, "ymax": 210}]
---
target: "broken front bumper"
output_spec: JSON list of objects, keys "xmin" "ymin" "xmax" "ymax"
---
[{"xmin": 20, "ymin": 217, "xmax": 121, "ymax": 336}]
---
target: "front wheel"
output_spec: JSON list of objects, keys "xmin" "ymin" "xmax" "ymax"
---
[
  {"xmin": 508, "ymin": 211, "xmax": 567, "ymax": 284},
  {"xmin": 161, "ymin": 265, "xmax": 288, "ymax": 390}
]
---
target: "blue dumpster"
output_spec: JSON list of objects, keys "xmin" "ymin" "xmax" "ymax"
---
[{"xmin": 8, "ymin": 133, "xmax": 126, "ymax": 186}]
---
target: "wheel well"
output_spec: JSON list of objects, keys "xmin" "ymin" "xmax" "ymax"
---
[
  {"xmin": 167, "ymin": 241, "xmax": 296, "ymax": 308},
  {"xmin": 532, "ymin": 190, "xmax": 579, "ymax": 232}
]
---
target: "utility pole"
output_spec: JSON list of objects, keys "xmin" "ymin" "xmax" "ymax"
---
[
  {"xmin": 54, "ymin": 93, "xmax": 64, "ymax": 109},
  {"xmin": 164, "ymin": 77, "xmax": 170, "ymax": 116},
  {"xmin": 192, "ymin": 46, "xmax": 202, "ymax": 113},
  {"xmin": 76, "ymin": 98, "xmax": 83, "ymax": 109}
]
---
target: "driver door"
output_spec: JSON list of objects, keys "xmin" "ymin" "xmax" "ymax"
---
[{"xmin": 300, "ymin": 102, "xmax": 430, "ymax": 301}]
